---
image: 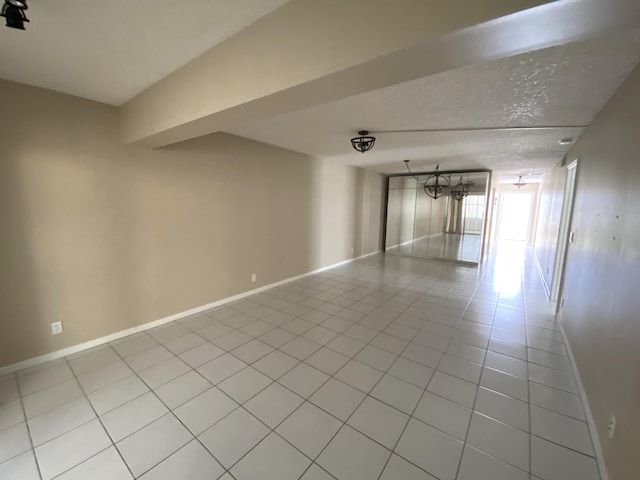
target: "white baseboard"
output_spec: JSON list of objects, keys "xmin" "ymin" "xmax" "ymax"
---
[
  {"xmin": 556, "ymin": 310, "xmax": 609, "ymax": 480},
  {"xmin": 0, "ymin": 250, "xmax": 381, "ymax": 376}
]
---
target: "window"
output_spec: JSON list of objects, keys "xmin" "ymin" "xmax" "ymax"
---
[{"xmin": 463, "ymin": 195, "xmax": 485, "ymax": 234}]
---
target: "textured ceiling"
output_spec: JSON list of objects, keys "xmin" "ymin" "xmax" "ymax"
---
[
  {"xmin": 228, "ymin": 31, "xmax": 640, "ymax": 176},
  {"xmin": 349, "ymin": 127, "xmax": 584, "ymax": 176},
  {"xmin": 0, "ymin": 0, "xmax": 289, "ymax": 105}
]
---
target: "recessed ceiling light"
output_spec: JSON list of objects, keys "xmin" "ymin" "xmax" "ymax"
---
[{"xmin": 558, "ymin": 138, "xmax": 573, "ymax": 146}]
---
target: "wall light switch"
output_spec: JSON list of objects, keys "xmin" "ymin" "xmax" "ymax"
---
[{"xmin": 51, "ymin": 321, "xmax": 63, "ymax": 335}]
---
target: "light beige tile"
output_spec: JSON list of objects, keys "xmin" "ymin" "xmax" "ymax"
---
[
  {"xmin": 139, "ymin": 440, "xmax": 223, "ymax": 480},
  {"xmin": 414, "ymin": 392, "xmax": 471, "ymax": 440},
  {"xmin": 0, "ymin": 422, "xmax": 31, "ymax": 464},
  {"xmin": 0, "ymin": 451, "xmax": 40, "ymax": 480},
  {"xmin": 231, "ymin": 432, "xmax": 310, "ymax": 480},
  {"xmin": 35, "ymin": 420, "xmax": 111, "ymax": 480},
  {"xmin": 28, "ymin": 397, "xmax": 96, "ymax": 446},
  {"xmin": 396, "ymin": 419, "xmax": 463, "ymax": 480},
  {"xmin": 117, "ymin": 414, "xmax": 192, "ymax": 477},
  {"xmin": 56, "ymin": 447, "xmax": 132, "ymax": 480},
  {"xmin": 154, "ymin": 371, "xmax": 211, "ymax": 409},
  {"xmin": 100, "ymin": 392, "xmax": 168, "ymax": 442},
  {"xmin": 174, "ymin": 387, "xmax": 237, "ymax": 436},
  {"xmin": 88, "ymin": 374, "xmax": 149, "ymax": 415},
  {"xmin": 198, "ymin": 408, "xmax": 269, "ymax": 468},
  {"xmin": 348, "ymin": 397, "xmax": 409, "ymax": 449},
  {"xmin": 276, "ymin": 402, "xmax": 341, "ymax": 458},
  {"xmin": 467, "ymin": 412, "xmax": 529, "ymax": 471},
  {"xmin": 317, "ymin": 426, "xmax": 390, "ymax": 480}
]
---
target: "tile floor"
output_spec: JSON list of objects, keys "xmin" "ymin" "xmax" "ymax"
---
[{"xmin": 0, "ymin": 242, "xmax": 601, "ymax": 480}]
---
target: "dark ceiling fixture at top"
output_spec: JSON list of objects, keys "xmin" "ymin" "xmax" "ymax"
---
[
  {"xmin": 404, "ymin": 160, "xmax": 450, "ymax": 200},
  {"xmin": 1, "ymin": 0, "xmax": 29, "ymax": 30},
  {"xmin": 350, "ymin": 131, "xmax": 376, "ymax": 153}
]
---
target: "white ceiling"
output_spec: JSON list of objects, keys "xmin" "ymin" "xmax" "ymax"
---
[
  {"xmin": 228, "ymin": 31, "xmax": 640, "ymax": 176},
  {"xmin": 0, "ymin": 0, "xmax": 289, "ymax": 105}
]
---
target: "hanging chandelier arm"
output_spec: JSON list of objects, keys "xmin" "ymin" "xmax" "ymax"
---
[{"xmin": 403, "ymin": 160, "xmax": 423, "ymax": 181}]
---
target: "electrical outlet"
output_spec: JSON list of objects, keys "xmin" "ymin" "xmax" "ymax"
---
[
  {"xmin": 51, "ymin": 321, "xmax": 63, "ymax": 335},
  {"xmin": 251, "ymin": 274, "xmax": 257, "ymax": 283},
  {"xmin": 350, "ymin": 248, "xmax": 354, "ymax": 254},
  {"xmin": 608, "ymin": 414, "xmax": 616, "ymax": 439}
]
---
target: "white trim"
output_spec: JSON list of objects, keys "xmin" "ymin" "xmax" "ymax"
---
[
  {"xmin": 0, "ymin": 250, "xmax": 381, "ymax": 376},
  {"xmin": 556, "ymin": 310, "xmax": 609, "ymax": 480},
  {"xmin": 550, "ymin": 159, "xmax": 578, "ymax": 301},
  {"xmin": 534, "ymin": 251, "xmax": 551, "ymax": 299}
]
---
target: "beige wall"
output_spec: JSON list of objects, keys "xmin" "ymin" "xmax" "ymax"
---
[
  {"xmin": 0, "ymin": 80, "xmax": 384, "ymax": 367},
  {"xmin": 543, "ymin": 64, "xmax": 640, "ymax": 480}
]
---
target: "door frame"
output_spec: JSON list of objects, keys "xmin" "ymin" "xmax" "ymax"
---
[{"xmin": 551, "ymin": 159, "xmax": 578, "ymax": 302}]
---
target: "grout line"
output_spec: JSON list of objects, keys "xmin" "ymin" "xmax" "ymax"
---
[
  {"xmin": 5, "ymin": 258, "xmax": 392, "ymax": 477},
  {"xmin": 14, "ymin": 374, "xmax": 44, "ymax": 480},
  {"xmin": 107, "ymin": 342, "xmax": 234, "ymax": 479},
  {"xmin": 371, "ymin": 270, "xmax": 484, "ymax": 478},
  {"xmin": 5, "ymin": 249, "xmax": 593, "ymax": 480},
  {"xmin": 62, "ymin": 356, "xmax": 137, "ymax": 480},
  {"xmin": 296, "ymin": 302, "xmax": 420, "ymax": 480},
  {"xmin": 450, "ymin": 257, "xmax": 494, "ymax": 480},
  {"xmin": 0, "ymin": 250, "xmax": 383, "ymax": 376},
  {"xmin": 554, "ymin": 312, "xmax": 608, "ymax": 480},
  {"xmin": 227, "ymin": 289, "xmax": 413, "ymax": 475},
  {"xmin": 524, "ymin": 263, "xmax": 535, "ymax": 477}
]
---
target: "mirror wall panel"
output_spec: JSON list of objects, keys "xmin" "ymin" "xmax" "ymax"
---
[
  {"xmin": 385, "ymin": 183, "xmax": 403, "ymax": 252},
  {"xmin": 385, "ymin": 171, "xmax": 490, "ymax": 264}
]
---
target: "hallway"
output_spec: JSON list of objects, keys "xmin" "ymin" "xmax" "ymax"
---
[{"xmin": 0, "ymin": 244, "xmax": 599, "ymax": 480}]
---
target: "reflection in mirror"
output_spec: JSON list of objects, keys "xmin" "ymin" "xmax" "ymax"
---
[{"xmin": 385, "ymin": 171, "xmax": 490, "ymax": 264}]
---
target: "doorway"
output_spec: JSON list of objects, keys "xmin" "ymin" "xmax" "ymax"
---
[
  {"xmin": 499, "ymin": 192, "xmax": 533, "ymax": 242},
  {"xmin": 551, "ymin": 159, "xmax": 578, "ymax": 302}
]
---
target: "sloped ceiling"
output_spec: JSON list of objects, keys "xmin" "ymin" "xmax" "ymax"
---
[{"xmin": 0, "ymin": 0, "xmax": 289, "ymax": 105}]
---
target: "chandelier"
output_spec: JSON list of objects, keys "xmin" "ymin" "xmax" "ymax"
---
[
  {"xmin": 451, "ymin": 176, "xmax": 473, "ymax": 202},
  {"xmin": 404, "ymin": 160, "xmax": 450, "ymax": 200},
  {"xmin": 350, "ymin": 131, "xmax": 376, "ymax": 153}
]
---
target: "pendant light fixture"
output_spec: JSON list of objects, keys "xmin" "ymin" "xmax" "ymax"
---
[
  {"xmin": 1, "ymin": 0, "xmax": 29, "ymax": 30},
  {"xmin": 514, "ymin": 175, "xmax": 527, "ymax": 188},
  {"xmin": 404, "ymin": 160, "xmax": 450, "ymax": 200},
  {"xmin": 450, "ymin": 176, "xmax": 469, "ymax": 201},
  {"xmin": 350, "ymin": 131, "xmax": 376, "ymax": 153}
]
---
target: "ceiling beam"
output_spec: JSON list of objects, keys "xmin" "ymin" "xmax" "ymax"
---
[
  {"xmin": 121, "ymin": 0, "xmax": 640, "ymax": 149},
  {"xmin": 369, "ymin": 126, "xmax": 589, "ymax": 134}
]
